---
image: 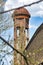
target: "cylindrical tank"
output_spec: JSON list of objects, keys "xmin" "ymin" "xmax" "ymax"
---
[
  {"xmin": 12, "ymin": 7, "xmax": 30, "ymax": 40},
  {"xmin": 12, "ymin": 7, "xmax": 30, "ymax": 65}
]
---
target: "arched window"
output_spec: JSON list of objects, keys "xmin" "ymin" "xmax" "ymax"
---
[
  {"xmin": 16, "ymin": 27, "xmax": 20, "ymax": 37},
  {"xmin": 25, "ymin": 29, "xmax": 27, "ymax": 37}
]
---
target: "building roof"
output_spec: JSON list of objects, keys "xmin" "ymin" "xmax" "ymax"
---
[
  {"xmin": 25, "ymin": 23, "xmax": 43, "ymax": 50},
  {"xmin": 12, "ymin": 7, "xmax": 30, "ymax": 18}
]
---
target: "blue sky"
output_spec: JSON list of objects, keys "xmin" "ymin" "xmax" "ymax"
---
[
  {"xmin": 1, "ymin": 16, "xmax": 43, "ymax": 40},
  {"xmin": 0, "ymin": 0, "xmax": 43, "ymax": 65},
  {"xmin": 29, "ymin": 16, "xmax": 43, "ymax": 39},
  {"xmin": 5, "ymin": 0, "xmax": 43, "ymax": 39},
  {"xmin": 0, "ymin": 0, "xmax": 43, "ymax": 39}
]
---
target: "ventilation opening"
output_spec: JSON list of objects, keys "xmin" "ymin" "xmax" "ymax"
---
[{"xmin": 39, "ymin": 62, "xmax": 43, "ymax": 65}]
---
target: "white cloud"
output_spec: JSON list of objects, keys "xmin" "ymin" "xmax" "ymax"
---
[
  {"xmin": 5, "ymin": 0, "xmax": 43, "ymax": 17},
  {"xmin": 26, "ymin": 1, "xmax": 43, "ymax": 17},
  {"xmin": 36, "ymin": 11, "xmax": 43, "ymax": 17},
  {"xmin": 29, "ymin": 24, "xmax": 37, "ymax": 29},
  {"xmin": 18, "ymin": 0, "xmax": 43, "ymax": 17},
  {"xmin": 5, "ymin": 0, "xmax": 23, "ymax": 10},
  {"xmin": 18, "ymin": 0, "xmax": 38, "ymax": 4},
  {"xmin": 40, "ymin": 5, "xmax": 43, "ymax": 10}
]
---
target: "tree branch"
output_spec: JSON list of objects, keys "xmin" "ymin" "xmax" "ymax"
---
[
  {"xmin": 0, "ymin": 0, "xmax": 43, "ymax": 14},
  {"xmin": 0, "ymin": 36, "xmax": 29, "ymax": 65}
]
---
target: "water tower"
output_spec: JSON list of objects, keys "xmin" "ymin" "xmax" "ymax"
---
[{"xmin": 12, "ymin": 7, "xmax": 30, "ymax": 65}]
